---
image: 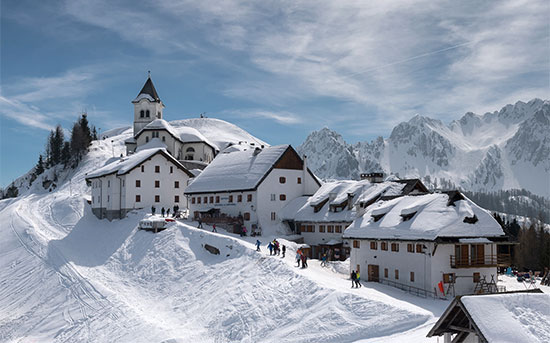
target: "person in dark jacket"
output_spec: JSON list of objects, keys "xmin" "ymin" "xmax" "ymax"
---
[
  {"xmin": 282, "ymin": 245, "xmax": 286, "ymax": 258},
  {"xmin": 256, "ymin": 240, "xmax": 261, "ymax": 252},
  {"xmin": 161, "ymin": 207, "xmax": 165, "ymax": 217},
  {"xmin": 268, "ymin": 242, "xmax": 273, "ymax": 255},
  {"xmin": 351, "ymin": 271, "xmax": 357, "ymax": 288},
  {"xmin": 151, "ymin": 206, "xmax": 156, "ymax": 215}
]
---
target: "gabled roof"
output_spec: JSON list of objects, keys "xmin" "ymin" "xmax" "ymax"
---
[
  {"xmin": 85, "ymin": 145, "xmax": 193, "ymax": 180},
  {"xmin": 343, "ymin": 192, "xmax": 505, "ymax": 241},
  {"xmin": 135, "ymin": 119, "xmax": 219, "ymax": 151},
  {"xmin": 132, "ymin": 77, "xmax": 161, "ymax": 103},
  {"xmin": 427, "ymin": 290, "xmax": 548, "ymax": 343},
  {"xmin": 184, "ymin": 145, "xmax": 319, "ymax": 194}
]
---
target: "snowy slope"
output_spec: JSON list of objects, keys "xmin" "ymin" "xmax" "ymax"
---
[
  {"xmin": 1, "ymin": 128, "xmax": 445, "ymax": 342},
  {"xmin": 298, "ymin": 99, "xmax": 550, "ymax": 198}
]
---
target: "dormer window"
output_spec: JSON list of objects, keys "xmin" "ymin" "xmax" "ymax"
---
[
  {"xmin": 401, "ymin": 212, "xmax": 416, "ymax": 221},
  {"xmin": 146, "ymin": 110, "xmax": 150, "ymax": 117},
  {"xmin": 463, "ymin": 215, "xmax": 478, "ymax": 224},
  {"xmin": 371, "ymin": 214, "xmax": 385, "ymax": 222},
  {"xmin": 140, "ymin": 110, "xmax": 145, "ymax": 118}
]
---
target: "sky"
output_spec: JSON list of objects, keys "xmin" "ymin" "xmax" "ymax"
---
[{"xmin": 1, "ymin": 0, "xmax": 549, "ymax": 187}]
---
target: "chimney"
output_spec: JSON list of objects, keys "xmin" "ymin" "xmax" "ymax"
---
[
  {"xmin": 361, "ymin": 172, "xmax": 384, "ymax": 183},
  {"xmin": 347, "ymin": 193, "xmax": 354, "ymax": 210},
  {"xmin": 253, "ymin": 147, "xmax": 262, "ymax": 156},
  {"xmin": 329, "ymin": 192, "xmax": 337, "ymax": 201}
]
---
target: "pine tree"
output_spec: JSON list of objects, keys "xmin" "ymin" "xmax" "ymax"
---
[
  {"xmin": 79, "ymin": 114, "xmax": 92, "ymax": 147},
  {"xmin": 61, "ymin": 141, "xmax": 71, "ymax": 166},
  {"xmin": 35, "ymin": 154, "xmax": 45, "ymax": 175},
  {"xmin": 70, "ymin": 122, "xmax": 85, "ymax": 161},
  {"xmin": 46, "ymin": 130, "xmax": 54, "ymax": 166},
  {"xmin": 51, "ymin": 125, "xmax": 64, "ymax": 165},
  {"xmin": 92, "ymin": 126, "xmax": 98, "ymax": 141}
]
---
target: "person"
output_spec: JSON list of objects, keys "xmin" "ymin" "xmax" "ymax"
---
[
  {"xmin": 198, "ymin": 219, "xmax": 203, "ymax": 229},
  {"xmin": 282, "ymin": 245, "xmax": 286, "ymax": 258},
  {"xmin": 173, "ymin": 205, "xmax": 178, "ymax": 217},
  {"xmin": 161, "ymin": 207, "xmax": 165, "ymax": 217},
  {"xmin": 256, "ymin": 240, "xmax": 261, "ymax": 252},
  {"xmin": 166, "ymin": 208, "xmax": 170, "ymax": 217},
  {"xmin": 151, "ymin": 206, "xmax": 156, "ymax": 215},
  {"xmin": 355, "ymin": 272, "xmax": 362, "ymax": 288},
  {"xmin": 212, "ymin": 224, "xmax": 217, "ymax": 233},
  {"xmin": 296, "ymin": 250, "xmax": 302, "ymax": 267},
  {"xmin": 303, "ymin": 255, "xmax": 308, "ymax": 268},
  {"xmin": 320, "ymin": 253, "xmax": 327, "ymax": 267},
  {"xmin": 351, "ymin": 271, "xmax": 357, "ymax": 288},
  {"xmin": 275, "ymin": 240, "xmax": 280, "ymax": 255},
  {"xmin": 268, "ymin": 242, "xmax": 273, "ymax": 255}
]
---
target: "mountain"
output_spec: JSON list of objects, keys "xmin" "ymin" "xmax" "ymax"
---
[{"xmin": 298, "ymin": 99, "xmax": 550, "ymax": 198}]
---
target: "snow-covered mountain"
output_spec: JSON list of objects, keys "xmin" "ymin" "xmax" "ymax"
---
[{"xmin": 298, "ymin": 99, "xmax": 550, "ymax": 198}]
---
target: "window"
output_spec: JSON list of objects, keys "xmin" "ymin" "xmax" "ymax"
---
[
  {"xmin": 192, "ymin": 197, "xmax": 196, "ymax": 204},
  {"xmin": 146, "ymin": 110, "xmax": 150, "ymax": 117},
  {"xmin": 204, "ymin": 196, "xmax": 208, "ymax": 204},
  {"xmin": 155, "ymin": 195, "xmax": 160, "ymax": 203},
  {"xmin": 237, "ymin": 195, "xmax": 242, "ymax": 202},
  {"xmin": 215, "ymin": 196, "xmax": 220, "ymax": 203},
  {"xmin": 152, "ymin": 131, "xmax": 159, "ymax": 138},
  {"xmin": 370, "ymin": 241, "xmax": 378, "ymax": 250},
  {"xmin": 197, "ymin": 197, "xmax": 201, "ymax": 204},
  {"xmin": 210, "ymin": 196, "xmax": 214, "ymax": 203},
  {"xmin": 162, "ymin": 136, "xmax": 166, "ymax": 142},
  {"xmin": 157, "ymin": 111, "xmax": 161, "ymax": 118},
  {"xmin": 155, "ymin": 180, "xmax": 160, "ymax": 188},
  {"xmin": 473, "ymin": 272, "xmax": 480, "ymax": 283},
  {"xmin": 319, "ymin": 225, "xmax": 325, "ymax": 233},
  {"xmin": 410, "ymin": 272, "xmax": 415, "ymax": 282},
  {"xmin": 244, "ymin": 212, "xmax": 250, "ymax": 221},
  {"xmin": 229, "ymin": 195, "xmax": 233, "ymax": 203},
  {"xmin": 155, "ymin": 165, "xmax": 160, "ymax": 173},
  {"xmin": 384, "ymin": 268, "xmax": 388, "ymax": 278},
  {"xmin": 279, "ymin": 177, "xmax": 286, "ymax": 184},
  {"xmin": 141, "ymin": 165, "xmax": 144, "ymax": 172},
  {"xmin": 107, "ymin": 180, "xmax": 110, "ymax": 187},
  {"xmin": 271, "ymin": 212, "xmax": 276, "ymax": 221},
  {"xmin": 175, "ymin": 195, "xmax": 180, "ymax": 203},
  {"xmin": 335, "ymin": 225, "xmax": 342, "ymax": 233},
  {"xmin": 270, "ymin": 194, "xmax": 276, "ymax": 201},
  {"xmin": 146, "ymin": 136, "xmax": 149, "ymax": 143},
  {"xmin": 381, "ymin": 242, "xmax": 388, "ymax": 251},
  {"xmin": 306, "ymin": 225, "xmax": 314, "ymax": 233},
  {"xmin": 136, "ymin": 180, "xmax": 141, "ymax": 187},
  {"xmin": 297, "ymin": 177, "xmax": 302, "ymax": 184},
  {"xmin": 443, "ymin": 273, "xmax": 455, "ymax": 284},
  {"xmin": 174, "ymin": 181, "xmax": 179, "ymax": 188},
  {"xmin": 391, "ymin": 243, "xmax": 399, "ymax": 252},
  {"xmin": 186, "ymin": 147, "xmax": 195, "ymax": 152},
  {"xmin": 300, "ymin": 224, "xmax": 306, "ymax": 233},
  {"xmin": 353, "ymin": 240, "xmax": 360, "ymax": 248},
  {"xmin": 395, "ymin": 269, "xmax": 399, "ymax": 280},
  {"xmin": 170, "ymin": 166, "xmax": 173, "ymax": 174},
  {"xmin": 407, "ymin": 243, "xmax": 414, "ymax": 253},
  {"xmin": 140, "ymin": 110, "xmax": 145, "ymax": 118},
  {"xmin": 327, "ymin": 225, "xmax": 334, "ymax": 233},
  {"xmin": 107, "ymin": 195, "xmax": 110, "ymax": 202},
  {"xmin": 416, "ymin": 244, "xmax": 423, "ymax": 253},
  {"xmin": 247, "ymin": 194, "xmax": 252, "ymax": 202},
  {"xmin": 279, "ymin": 194, "xmax": 286, "ymax": 201},
  {"xmin": 122, "ymin": 180, "xmax": 125, "ymax": 187}
]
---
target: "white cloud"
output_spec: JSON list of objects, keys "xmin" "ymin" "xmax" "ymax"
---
[
  {"xmin": 0, "ymin": 96, "xmax": 55, "ymax": 131},
  {"xmin": 223, "ymin": 109, "xmax": 302, "ymax": 125}
]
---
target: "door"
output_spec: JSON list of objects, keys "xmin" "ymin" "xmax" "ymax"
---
[
  {"xmin": 473, "ymin": 244, "xmax": 485, "ymax": 266},
  {"xmin": 368, "ymin": 264, "xmax": 379, "ymax": 282},
  {"xmin": 455, "ymin": 244, "xmax": 469, "ymax": 267}
]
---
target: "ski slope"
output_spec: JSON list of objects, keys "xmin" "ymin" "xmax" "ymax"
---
[{"xmin": 0, "ymin": 134, "xmax": 459, "ymax": 342}]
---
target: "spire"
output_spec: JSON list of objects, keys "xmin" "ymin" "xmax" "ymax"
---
[{"xmin": 134, "ymin": 74, "xmax": 161, "ymax": 103}]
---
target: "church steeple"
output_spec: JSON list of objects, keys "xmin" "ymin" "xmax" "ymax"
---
[{"xmin": 132, "ymin": 74, "xmax": 165, "ymax": 137}]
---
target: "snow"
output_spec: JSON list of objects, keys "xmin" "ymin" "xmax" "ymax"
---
[
  {"xmin": 458, "ymin": 238, "xmax": 492, "ymax": 243},
  {"xmin": 344, "ymin": 193, "xmax": 505, "ymax": 240},
  {"xmin": 185, "ymin": 145, "xmax": 290, "ymax": 194},
  {"xmin": 85, "ymin": 146, "xmax": 168, "ymax": 179},
  {"xmin": 461, "ymin": 293, "xmax": 550, "ymax": 343},
  {"xmin": 133, "ymin": 93, "xmax": 155, "ymax": 102},
  {"xmin": 136, "ymin": 119, "xmax": 219, "ymax": 150}
]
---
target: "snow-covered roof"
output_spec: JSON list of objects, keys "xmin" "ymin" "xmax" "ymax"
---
[
  {"xmin": 86, "ymin": 145, "xmax": 192, "ymax": 179},
  {"xmin": 280, "ymin": 180, "xmax": 407, "ymax": 223},
  {"xmin": 135, "ymin": 119, "xmax": 219, "ymax": 151},
  {"xmin": 184, "ymin": 145, "xmax": 292, "ymax": 194},
  {"xmin": 343, "ymin": 193, "xmax": 505, "ymax": 241}
]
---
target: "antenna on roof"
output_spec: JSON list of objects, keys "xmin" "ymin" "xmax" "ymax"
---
[{"xmin": 148, "ymin": 70, "xmax": 151, "ymax": 78}]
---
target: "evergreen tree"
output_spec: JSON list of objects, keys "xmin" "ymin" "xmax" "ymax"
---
[
  {"xmin": 51, "ymin": 125, "xmax": 64, "ymax": 165},
  {"xmin": 61, "ymin": 141, "xmax": 71, "ymax": 166},
  {"xmin": 92, "ymin": 126, "xmax": 98, "ymax": 141},
  {"xmin": 79, "ymin": 114, "xmax": 92, "ymax": 147},
  {"xmin": 35, "ymin": 154, "xmax": 45, "ymax": 175},
  {"xmin": 5, "ymin": 184, "xmax": 18, "ymax": 198},
  {"xmin": 70, "ymin": 121, "xmax": 85, "ymax": 160},
  {"xmin": 46, "ymin": 130, "xmax": 54, "ymax": 166}
]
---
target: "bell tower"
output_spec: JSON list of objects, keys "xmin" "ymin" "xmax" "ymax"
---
[{"xmin": 132, "ymin": 73, "xmax": 164, "ymax": 137}]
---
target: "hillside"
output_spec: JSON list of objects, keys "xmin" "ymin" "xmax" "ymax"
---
[
  {"xmin": 298, "ymin": 99, "xmax": 550, "ymax": 199},
  {"xmin": 0, "ymin": 134, "xmax": 446, "ymax": 342}
]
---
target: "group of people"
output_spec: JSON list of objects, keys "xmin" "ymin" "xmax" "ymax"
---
[
  {"xmin": 351, "ymin": 270, "xmax": 362, "ymax": 288},
  {"xmin": 151, "ymin": 205, "xmax": 179, "ymax": 218},
  {"xmin": 296, "ymin": 248, "xmax": 308, "ymax": 268},
  {"xmin": 267, "ymin": 240, "xmax": 285, "ymax": 257}
]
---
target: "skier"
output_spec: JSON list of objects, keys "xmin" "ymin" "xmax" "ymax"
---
[
  {"xmin": 151, "ymin": 206, "xmax": 156, "ymax": 215},
  {"xmin": 268, "ymin": 242, "xmax": 273, "ymax": 255},
  {"xmin": 161, "ymin": 207, "xmax": 165, "ymax": 217},
  {"xmin": 212, "ymin": 224, "xmax": 217, "ymax": 233},
  {"xmin": 355, "ymin": 272, "xmax": 362, "ymax": 288},
  {"xmin": 282, "ymin": 245, "xmax": 286, "ymax": 258},
  {"xmin": 256, "ymin": 240, "xmax": 261, "ymax": 252},
  {"xmin": 351, "ymin": 271, "xmax": 357, "ymax": 288}
]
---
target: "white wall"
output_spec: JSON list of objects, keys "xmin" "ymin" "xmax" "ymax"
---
[
  {"xmin": 133, "ymin": 98, "xmax": 163, "ymax": 136},
  {"xmin": 299, "ymin": 222, "xmax": 349, "ymax": 246},
  {"xmin": 188, "ymin": 191, "xmax": 257, "ymax": 224}
]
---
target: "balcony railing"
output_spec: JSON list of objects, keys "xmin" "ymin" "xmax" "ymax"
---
[{"xmin": 450, "ymin": 255, "xmax": 497, "ymax": 268}]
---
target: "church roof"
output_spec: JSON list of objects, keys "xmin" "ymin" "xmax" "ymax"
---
[{"xmin": 133, "ymin": 77, "xmax": 161, "ymax": 103}]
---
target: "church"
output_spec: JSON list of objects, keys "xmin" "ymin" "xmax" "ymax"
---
[{"xmin": 86, "ymin": 76, "xmax": 214, "ymax": 220}]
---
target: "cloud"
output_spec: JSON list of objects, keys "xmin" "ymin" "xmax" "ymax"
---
[
  {"xmin": 223, "ymin": 109, "xmax": 303, "ymax": 125},
  {"xmin": 0, "ymin": 96, "xmax": 55, "ymax": 131}
]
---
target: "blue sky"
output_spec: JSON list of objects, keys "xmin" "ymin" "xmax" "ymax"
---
[{"xmin": 1, "ymin": 0, "xmax": 548, "ymax": 187}]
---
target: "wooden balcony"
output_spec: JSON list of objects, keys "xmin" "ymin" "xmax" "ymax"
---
[{"xmin": 450, "ymin": 255, "xmax": 497, "ymax": 268}]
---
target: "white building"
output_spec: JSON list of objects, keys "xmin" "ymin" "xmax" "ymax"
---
[
  {"xmin": 280, "ymin": 178, "xmax": 430, "ymax": 260},
  {"xmin": 86, "ymin": 142, "xmax": 194, "ymax": 220},
  {"xmin": 125, "ymin": 76, "xmax": 218, "ymax": 170},
  {"xmin": 184, "ymin": 145, "xmax": 321, "ymax": 234},
  {"xmin": 343, "ymin": 191, "xmax": 507, "ymax": 296}
]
